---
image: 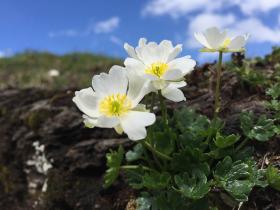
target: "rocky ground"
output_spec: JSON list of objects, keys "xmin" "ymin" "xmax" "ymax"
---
[{"xmin": 0, "ymin": 53, "xmax": 280, "ymax": 210}]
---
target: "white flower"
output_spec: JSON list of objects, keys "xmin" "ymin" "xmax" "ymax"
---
[
  {"xmin": 73, "ymin": 66, "xmax": 155, "ymax": 141},
  {"xmin": 194, "ymin": 27, "xmax": 249, "ymax": 53},
  {"xmin": 124, "ymin": 38, "xmax": 196, "ymax": 102}
]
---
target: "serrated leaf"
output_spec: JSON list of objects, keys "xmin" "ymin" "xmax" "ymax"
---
[
  {"xmin": 214, "ymin": 132, "xmax": 240, "ymax": 148},
  {"xmin": 207, "ymin": 147, "xmax": 234, "ymax": 160},
  {"xmin": 149, "ymin": 129, "xmax": 175, "ymax": 155},
  {"xmin": 126, "ymin": 143, "xmax": 144, "ymax": 162},
  {"xmin": 126, "ymin": 167, "xmax": 145, "ymax": 189},
  {"xmin": 172, "ymin": 147, "xmax": 209, "ymax": 175},
  {"xmin": 153, "ymin": 191, "xmax": 188, "ymax": 210},
  {"xmin": 174, "ymin": 109, "xmax": 210, "ymax": 133},
  {"xmin": 175, "ymin": 170, "xmax": 210, "ymax": 200},
  {"xmin": 104, "ymin": 146, "xmax": 124, "ymax": 188},
  {"xmin": 214, "ymin": 156, "xmax": 267, "ymax": 202},
  {"xmin": 266, "ymin": 165, "xmax": 280, "ymax": 191},
  {"xmin": 143, "ymin": 171, "xmax": 171, "ymax": 190},
  {"xmin": 240, "ymin": 111, "xmax": 276, "ymax": 141}
]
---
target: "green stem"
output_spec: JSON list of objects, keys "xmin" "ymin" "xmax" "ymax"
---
[
  {"xmin": 158, "ymin": 90, "xmax": 168, "ymax": 125},
  {"xmin": 120, "ymin": 165, "xmax": 155, "ymax": 172},
  {"xmin": 141, "ymin": 141, "xmax": 163, "ymax": 170},
  {"xmin": 150, "ymin": 92, "xmax": 155, "ymax": 112},
  {"xmin": 214, "ymin": 51, "xmax": 223, "ymax": 119},
  {"xmin": 142, "ymin": 141, "xmax": 172, "ymax": 161},
  {"xmin": 236, "ymin": 137, "xmax": 249, "ymax": 151}
]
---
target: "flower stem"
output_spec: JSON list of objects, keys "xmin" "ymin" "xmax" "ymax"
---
[
  {"xmin": 150, "ymin": 92, "xmax": 155, "ymax": 112},
  {"xmin": 158, "ymin": 90, "xmax": 168, "ymax": 125},
  {"xmin": 142, "ymin": 141, "xmax": 172, "ymax": 161},
  {"xmin": 214, "ymin": 51, "xmax": 223, "ymax": 119},
  {"xmin": 236, "ymin": 137, "xmax": 249, "ymax": 151},
  {"xmin": 120, "ymin": 165, "xmax": 155, "ymax": 172}
]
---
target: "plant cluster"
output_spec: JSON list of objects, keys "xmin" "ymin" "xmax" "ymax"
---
[{"xmin": 73, "ymin": 27, "xmax": 280, "ymax": 209}]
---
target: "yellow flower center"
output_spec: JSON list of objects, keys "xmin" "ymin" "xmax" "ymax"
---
[
  {"xmin": 99, "ymin": 94, "xmax": 132, "ymax": 117},
  {"xmin": 222, "ymin": 38, "xmax": 231, "ymax": 48},
  {"xmin": 145, "ymin": 62, "xmax": 169, "ymax": 78}
]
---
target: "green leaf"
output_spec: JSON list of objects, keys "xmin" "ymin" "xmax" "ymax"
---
[
  {"xmin": 136, "ymin": 193, "xmax": 152, "ymax": 210},
  {"xmin": 126, "ymin": 143, "xmax": 144, "ymax": 162},
  {"xmin": 207, "ymin": 147, "xmax": 234, "ymax": 160},
  {"xmin": 266, "ymin": 165, "xmax": 280, "ymax": 191},
  {"xmin": 149, "ymin": 129, "xmax": 175, "ymax": 155},
  {"xmin": 214, "ymin": 132, "xmax": 240, "ymax": 148},
  {"xmin": 172, "ymin": 147, "xmax": 210, "ymax": 175},
  {"xmin": 104, "ymin": 146, "xmax": 124, "ymax": 188},
  {"xmin": 232, "ymin": 146, "xmax": 254, "ymax": 161},
  {"xmin": 153, "ymin": 191, "xmax": 189, "ymax": 210},
  {"xmin": 126, "ymin": 167, "xmax": 145, "ymax": 189},
  {"xmin": 266, "ymin": 84, "xmax": 280, "ymax": 99},
  {"xmin": 174, "ymin": 169, "xmax": 210, "ymax": 200},
  {"xmin": 240, "ymin": 111, "xmax": 276, "ymax": 141},
  {"xmin": 214, "ymin": 156, "xmax": 267, "ymax": 202},
  {"xmin": 143, "ymin": 171, "xmax": 171, "ymax": 190},
  {"xmin": 174, "ymin": 109, "xmax": 210, "ymax": 133}
]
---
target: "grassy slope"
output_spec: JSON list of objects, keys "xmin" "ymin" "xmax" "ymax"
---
[{"xmin": 0, "ymin": 51, "xmax": 122, "ymax": 89}]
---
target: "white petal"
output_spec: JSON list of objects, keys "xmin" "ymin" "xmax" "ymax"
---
[
  {"xmin": 228, "ymin": 35, "xmax": 248, "ymax": 50},
  {"xmin": 127, "ymin": 71, "xmax": 153, "ymax": 107},
  {"xmin": 161, "ymin": 86, "xmax": 186, "ymax": 102},
  {"xmin": 169, "ymin": 81, "xmax": 187, "ymax": 88},
  {"xmin": 124, "ymin": 43, "xmax": 138, "ymax": 59},
  {"xmin": 152, "ymin": 80, "xmax": 169, "ymax": 90},
  {"xmin": 138, "ymin": 38, "xmax": 147, "ymax": 47},
  {"xmin": 96, "ymin": 116, "xmax": 119, "ymax": 128},
  {"xmin": 168, "ymin": 56, "xmax": 196, "ymax": 76},
  {"xmin": 204, "ymin": 27, "xmax": 226, "ymax": 49},
  {"xmin": 92, "ymin": 65, "xmax": 128, "ymax": 96},
  {"xmin": 114, "ymin": 124, "xmax": 123, "ymax": 134},
  {"xmin": 158, "ymin": 40, "xmax": 174, "ymax": 62},
  {"xmin": 162, "ymin": 69, "xmax": 183, "ymax": 81},
  {"xmin": 120, "ymin": 111, "xmax": 156, "ymax": 141},
  {"xmin": 194, "ymin": 32, "xmax": 212, "ymax": 49},
  {"xmin": 124, "ymin": 58, "xmax": 146, "ymax": 75},
  {"xmin": 136, "ymin": 42, "xmax": 161, "ymax": 65},
  {"xmin": 167, "ymin": 44, "xmax": 182, "ymax": 62},
  {"xmin": 72, "ymin": 87, "xmax": 100, "ymax": 118},
  {"xmin": 83, "ymin": 114, "xmax": 98, "ymax": 128}
]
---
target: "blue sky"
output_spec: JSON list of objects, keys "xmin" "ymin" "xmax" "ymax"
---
[{"xmin": 1, "ymin": 0, "xmax": 280, "ymax": 62}]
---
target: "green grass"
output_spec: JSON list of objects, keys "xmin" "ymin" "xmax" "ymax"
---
[{"xmin": 0, "ymin": 50, "xmax": 122, "ymax": 89}]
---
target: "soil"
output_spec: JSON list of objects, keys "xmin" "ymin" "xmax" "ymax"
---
[{"xmin": 0, "ymin": 53, "xmax": 280, "ymax": 210}]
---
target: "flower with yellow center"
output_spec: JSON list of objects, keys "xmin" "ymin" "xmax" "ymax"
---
[
  {"xmin": 99, "ymin": 94, "xmax": 132, "ymax": 117},
  {"xmin": 194, "ymin": 27, "xmax": 249, "ymax": 53},
  {"xmin": 73, "ymin": 66, "xmax": 155, "ymax": 141},
  {"xmin": 124, "ymin": 38, "xmax": 196, "ymax": 102},
  {"xmin": 145, "ymin": 62, "xmax": 169, "ymax": 78}
]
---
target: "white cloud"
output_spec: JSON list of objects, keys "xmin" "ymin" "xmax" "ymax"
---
[
  {"xmin": 142, "ymin": 0, "xmax": 223, "ymax": 18},
  {"xmin": 109, "ymin": 35, "xmax": 123, "ymax": 46},
  {"xmin": 233, "ymin": 0, "xmax": 280, "ymax": 15},
  {"xmin": 49, "ymin": 16, "xmax": 120, "ymax": 38},
  {"xmin": 142, "ymin": 0, "xmax": 280, "ymax": 17},
  {"xmin": 94, "ymin": 17, "xmax": 120, "ymax": 34},
  {"xmin": 233, "ymin": 18, "xmax": 280, "ymax": 43}
]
